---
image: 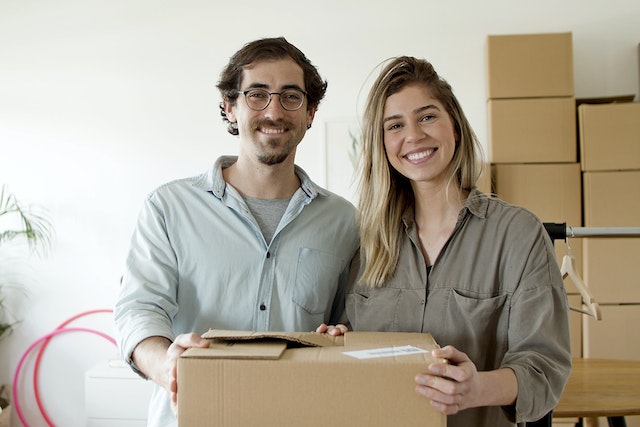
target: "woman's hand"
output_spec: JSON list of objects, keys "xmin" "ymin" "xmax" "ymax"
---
[
  {"xmin": 315, "ymin": 323, "xmax": 349, "ymax": 336},
  {"xmin": 414, "ymin": 345, "xmax": 481, "ymax": 415},
  {"xmin": 414, "ymin": 345, "xmax": 517, "ymax": 415}
]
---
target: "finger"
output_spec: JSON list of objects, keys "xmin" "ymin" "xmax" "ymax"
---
[
  {"xmin": 415, "ymin": 373, "xmax": 459, "ymax": 396},
  {"xmin": 432, "ymin": 345, "xmax": 469, "ymax": 365},
  {"xmin": 326, "ymin": 325, "xmax": 346, "ymax": 336},
  {"xmin": 429, "ymin": 399, "xmax": 461, "ymax": 416},
  {"xmin": 173, "ymin": 333, "xmax": 210, "ymax": 349},
  {"xmin": 336, "ymin": 323, "xmax": 349, "ymax": 334},
  {"xmin": 315, "ymin": 323, "xmax": 328, "ymax": 333}
]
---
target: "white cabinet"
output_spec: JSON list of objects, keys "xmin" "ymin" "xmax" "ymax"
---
[{"xmin": 85, "ymin": 359, "xmax": 154, "ymax": 426}]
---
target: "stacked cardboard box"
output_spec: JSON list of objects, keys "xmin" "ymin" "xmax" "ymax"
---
[
  {"xmin": 486, "ymin": 32, "xmax": 583, "ymax": 361},
  {"xmin": 579, "ymin": 101, "xmax": 640, "ymax": 362}
]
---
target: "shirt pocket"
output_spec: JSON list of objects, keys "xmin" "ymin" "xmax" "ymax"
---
[
  {"xmin": 292, "ymin": 247, "xmax": 345, "ymax": 315},
  {"xmin": 346, "ymin": 287, "xmax": 401, "ymax": 331},
  {"xmin": 441, "ymin": 289, "xmax": 509, "ymax": 368}
]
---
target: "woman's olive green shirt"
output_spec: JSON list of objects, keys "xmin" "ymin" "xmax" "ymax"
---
[{"xmin": 346, "ymin": 189, "xmax": 571, "ymax": 427}]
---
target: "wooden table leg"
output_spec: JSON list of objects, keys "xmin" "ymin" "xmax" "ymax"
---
[{"xmin": 585, "ymin": 417, "xmax": 600, "ymax": 427}]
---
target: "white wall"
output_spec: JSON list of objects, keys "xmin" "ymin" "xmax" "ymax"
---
[{"xmin": 1, "ymin": 1, "xmax": 639, "ymax": 426}]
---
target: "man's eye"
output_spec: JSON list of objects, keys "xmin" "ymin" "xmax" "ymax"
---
[
  {"xmin": 283, "ymin": 92, "xmax": 302, "ymax": 101},
  {"xmin": 249, "ymin": 91, "xmax": 268, "ymax": 99}
]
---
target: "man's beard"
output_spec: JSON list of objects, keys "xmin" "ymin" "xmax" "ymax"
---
[{"xmin": 257, "ymin": 139, "xmax": 291, "ymax": 165}]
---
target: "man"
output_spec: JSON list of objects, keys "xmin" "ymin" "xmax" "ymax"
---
[{"xmin": 114, "ymin": 37, "xmax": 359, "ymax": 427}]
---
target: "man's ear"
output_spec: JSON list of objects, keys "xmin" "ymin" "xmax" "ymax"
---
[
  {"xmin": 306, "ymin": 107, "xmax": 317, "ymax": 129},
  {"xmin": 223, "ymin": 100, "xmax": 237, "ymax": 123}
]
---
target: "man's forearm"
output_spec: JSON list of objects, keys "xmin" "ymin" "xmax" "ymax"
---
[{"xmin": 132, "ymin": 336, "xmax": 172, "ymax": 385}]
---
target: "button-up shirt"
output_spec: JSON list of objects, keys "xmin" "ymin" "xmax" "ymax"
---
[
  {"xmin": 346, "ymin": 189, "xmax": 571, "ymax": 427},
  {"xmin": 115, "ymin": 156, "xmax": 359, "ymax": 427}
]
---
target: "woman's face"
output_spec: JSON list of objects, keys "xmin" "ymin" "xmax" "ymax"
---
[{"xmin": 382, "ymin": 84, "xmax": 457, "ymax": 188}]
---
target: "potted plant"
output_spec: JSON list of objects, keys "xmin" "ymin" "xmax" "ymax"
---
[{"xmin": 0, "ymin": 184, "xmax": 53, "ymax": 426}]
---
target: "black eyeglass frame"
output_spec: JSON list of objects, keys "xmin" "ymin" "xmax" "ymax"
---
[{"xmin": 237, "ymin": 88, "xmax": 308, "ymax": 111}]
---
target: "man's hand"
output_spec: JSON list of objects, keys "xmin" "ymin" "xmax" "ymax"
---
[
  {"xmin": 132, "ymin": 333, "xmax": 210, "ymax": 416},
  {"xmin": 165, "ymin": 334, "xmax": 210, "ymax": 413}
]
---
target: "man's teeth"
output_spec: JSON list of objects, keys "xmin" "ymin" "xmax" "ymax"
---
[
  {"xmin": 262, "ymin": 128, "xmax": 285, "ymax": 134},
  {"xmin": 406, "ymin": 149, "xmax": 433, "ymax": 161}
]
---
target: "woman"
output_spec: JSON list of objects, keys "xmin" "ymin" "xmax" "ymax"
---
[{"xmin": 335, "ymin": 57, "xmax": 571, "ymax": 427}]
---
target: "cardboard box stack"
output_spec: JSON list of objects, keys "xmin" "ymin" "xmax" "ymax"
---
[
  {"xmin": 487, "ymin": 33, "xmax": 640, "ymax": 427},
  {"xmin": 579, "ymin": 101, "xmax": 640, "ymax": 364},
  {"xmin": 486, "ymin": 32, "xmax": 583, "ymax": 362}
]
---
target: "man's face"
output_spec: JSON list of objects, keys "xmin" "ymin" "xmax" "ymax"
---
[{"xmin": 225, "ymin": 58, "xmax": 316, "ymax": 166}]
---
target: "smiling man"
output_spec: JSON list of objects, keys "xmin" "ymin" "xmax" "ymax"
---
[{"xmin": 114, "ymin": 37, "xmax": 359, "ymax": 427}]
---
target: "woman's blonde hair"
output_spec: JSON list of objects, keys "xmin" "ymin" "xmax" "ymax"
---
[{"xmin": 357, "ymin": 56, "xmax": 484, "ymax": 287}]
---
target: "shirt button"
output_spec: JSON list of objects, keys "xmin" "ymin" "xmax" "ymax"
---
[
  {"xmin": 266, "ymin": 251, "xmax": 271, "ymax": 258},
  {"xmin": 259, "ymin": 303, "xmax": 266, "ymax": 311},
  {"xmin": 420, "ymin": 299, "xmax": 425, "ymax": 305}
]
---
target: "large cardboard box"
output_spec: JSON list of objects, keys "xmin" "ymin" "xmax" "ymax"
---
[
  {"xmin": 583, "ymin": 171, "xmax": 640, "ymax": 227},
  {"xmin": 578, "ymin": 102, "xmax": 640, "ymax": 171},
  {"xmin": 492, "ymin": 163, "xmax": 583, "ymax": 293},
  {"xmin": 178, "ymin": 330, "xmax": 446, "ymax": 427},
  {"xmin": 488, "ymin": 97, "xmax": 576, "ymax": 163},
  {"xmin": 486, "ymin": 32, "xmax": 574, "ymax": 99}
]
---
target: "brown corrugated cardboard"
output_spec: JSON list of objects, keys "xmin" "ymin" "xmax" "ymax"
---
[
  {"xmin": 582, "ymin": 171, "xmax": 640, "ymax": 304},
  {"xmin": 488, "ymin": 97, "xmax": 576, "ymax": 163},
  {"xmin": 582, "ymin": 238, "xmax": 640, "ymax": 303},
  {"xmin": 583, "ymin": 171, "xmax": 640, "ymax": 227},
  {"xmin": 178, "ymin": 330, "xmax": 446, "ymax": 427},
  {"xmin": 578, "ymin": 102, "xmax": 640, "ymax": 171},
  {"xmin": 492, "ymin": 163, "xmax": 583, "ymax": 293},
  {"xmin": 486, "ymin": 32, "xmax": 574, "ymax": 99},
  {"xmin": 583, "ymin": 304, "xmax": 640, "ymax": 360}
]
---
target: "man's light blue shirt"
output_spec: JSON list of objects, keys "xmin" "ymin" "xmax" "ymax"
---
[{"xmin": 114, "ymin": 156, "xmax": 359, "ymax": 427}]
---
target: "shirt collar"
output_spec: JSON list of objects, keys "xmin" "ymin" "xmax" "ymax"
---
[
  {"xmin": 401, "ymin": 187, "xmax": 489, "ymax": 229},
  {"xmin": 192, "ymin": 156, "xmax": 325, "ymax": 200}
]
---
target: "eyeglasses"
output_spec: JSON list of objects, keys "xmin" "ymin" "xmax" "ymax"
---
[{"xmin": 238, "ymin": 88, "xmax": 307, "ymax": 111}]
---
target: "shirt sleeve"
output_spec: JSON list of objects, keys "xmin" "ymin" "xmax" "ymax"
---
[
  {"xmin": 114, "ymin": 193, "xmax": 179, "ymax": 375},
  {"xmin": 501, "ymin": 224, "xmax": 572, "ymax": 422}
]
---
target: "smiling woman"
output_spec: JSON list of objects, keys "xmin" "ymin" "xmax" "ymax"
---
[{"xmin": 344, "ymin": 56, "xmax": 572, "ymax": 427}]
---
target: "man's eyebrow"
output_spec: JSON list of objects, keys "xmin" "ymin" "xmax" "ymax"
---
[
  {"xmin": 382, "ymin": 104, "xmax": 441, "ymax": 124},
  {"xmin": 242, "ymin": 83, "xmax": 305, "ymax": 91}
]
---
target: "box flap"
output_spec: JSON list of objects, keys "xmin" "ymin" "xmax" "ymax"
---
[
  {"xmin": 202, "ymin": 329, "xmax": 340, "ymax": 348},
  {"xmin": 182, "ymin": 340, "xmax": 288, "ymax": 360},
  {"xmin": 344, "ymin": 331, "xmax": 440, "ymax": 349}
]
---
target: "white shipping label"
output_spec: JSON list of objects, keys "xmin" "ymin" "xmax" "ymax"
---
[{"xmin": 343, "ymin": 345, "xmax": 429, "ymax": 360}]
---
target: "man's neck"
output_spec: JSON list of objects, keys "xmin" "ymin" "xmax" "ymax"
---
[{"xmin": 222, "ymin": 156, "xmax": 300, "ymax": 199}]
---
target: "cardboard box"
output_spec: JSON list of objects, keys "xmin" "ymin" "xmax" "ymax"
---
[
  {"xmin": 488, "ymin": 97, "xmax": 576, "ymax": 163},
  {"xmin": 582, "ymin": 237, "xmax": 640, "ymax": 304},
  {"xmin": 486, "ymin": 32, "xmax": 574, "ymax": 99},
  {"xmin": 578, "ymin": 102, "xmax": 640, "ymax": 171},
  {"xmin": 583, "ymin": 171, "xmax": 640, "ymax": 227},
  {"xmin": 492, "ymin": 163, "xmax": 583, "ymax": 293},
  {"xmin": 178, "ymin": 330, "xmax": 446, "ymax": 427},
  {"xmin": 583, "ymin": 304, "xmax": 640, "ymax": 360}
]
